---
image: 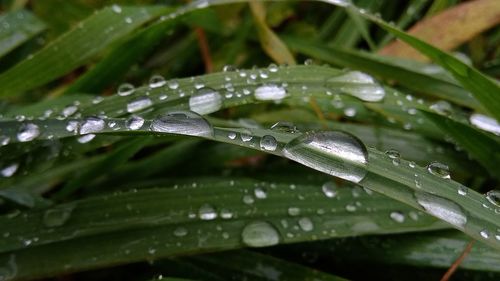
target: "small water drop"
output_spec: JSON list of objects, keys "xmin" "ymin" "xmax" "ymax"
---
[
  {"xmin": 385, "ymin": 149, "xmax": 400, "ymax": 166},
  {"xmin": 254, "ymin": 187, "xmax": 267, "ymax": 199},
  {"xmin": 243, "ymin": 195, "xmax": 254, "ymax": 205},
  {"xmin": 173, "ymin": 227, "xmax": 188, "ymax": 237},
  {"xmin": 260, "ymin": 135, "xmax": 278, "ymax": 151},
  {"xmin": 126, "ymin": 116, "xmax": 145, "ymax": 130},
  {"xmin": 288, "ymin": 207, "xmax": 300, "ymax": 217},
  {"xmin": 149, "ymin": 75, "xmax": 166, "ymax": 88},
  {"xmin": 480, "ymin": 229, "xmax": 490, "ymax": 239},
  {"xmin": 283, "ymin": 131, "xmax": 368, "ymax": 183},
  {"xmin": 415, "ymin": 192, "xmax": 466, "ymax": 228},
  {"xmin": 167, "ymin": 79, "xmax": 179, "ymax": 90},
  {"xmin": 270, "ymin": 121, "xmax": 298, "ymax": 133},
  {"xmin": 327, "ymin": 71, "xmax": 385, "ymax": 102},
  {"xmin": 77, "ymin": 134, "xmax": 95, "ymax": 143},
  {"xmin": 254, "ymin": 84, "xmax": 287, "ymax": 101},
  {"xmin": 298, "ymin": 217, "xmax": 314, "ymax": 232},
  {"xmin": 117, "ymin": 83, "xmax": 135, "ymax": 96},
  {"xmin": 268, "ymin": 63, "xmax": 279, "ymax": 72},
  {"xmin": 427, "ymin": 161, "xmax": 450, "ymax": 179},
  {"xmin": 486, "ymin": 190, "xmax": 500, "ymax": 207},
  {"xmin": 43, "ymin": 205, "xmax": 74, "ymax": 227},
  {"xmin": 62, "ymin": 105, "xmax": 78, "ymax": 118},
  {"xmin": 321, "ymin": 182, "xmax": 337, "ymax": 198},
  {"xmin": 345, "ymin": 204, "xmax": 356, "ymax": 212},
  {"xmin": 111, "ymin": 4, "xmax": 122, "ymax": 13},
  {"xmin": 189, "ymin": 87, "xmax": 222, "ymax": 115},
  {"xmin": 150, "ymin": 111, "xmax": 213, "ymax": 137},
  {"xmin": 429, "ymin": 101, "xmax": 452, "ymax": 116},
  {"xmin": 17, "ymin": 123, "xmax": 40, "ymax": 142},
  {"xmin": 389, "ymin": 211, "xmax": 405, "ymax": 223},
  {"xmin": 80, "ymin": 117, "xmax": 105, "ymax": 135},
  {"xmin": 241, "ymin": 221, "xmax": 280, "ymax": 247},
  {"xmin": 227, "ymin": 132, "xmax": 237, "ymax": 140},
  {"xmin": 127, "ymin": 96, "xmax": 152, "ymax": 113},
  {"xmin": 220, "ymin": 208, "xmax": 234, "ymax": 219},
  {"xmin": 1, "ymin": 163, "xmax": 19, "ymax": 177},
  {"xmin": 198, "ymin": 204, "xmax": 217, "ymax": 220},
  {"xmin": 457, "ymin": 186, "xmax": 468, "ymax": 196}
]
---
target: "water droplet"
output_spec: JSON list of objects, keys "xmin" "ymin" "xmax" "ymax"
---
[
  {"xmin": 17, "ymin": 123, "xmax": 40, "ymax": 142},
  {"xmin": 149, "ymin": 75, "xmax": 166, "ymax": 88},
  {"xmin": 125, "ymin": 17, "xmax": 133, "ymax": 24},
  {"xmin": 189, "ymin": 87, "xmax": 222, "ymax": 115},
  {"xmin": 415, "ymin": 192, "xmax": 466, "ymax": 228},
  {"xmin": 62, "ymin": 105, "xmax": 78, "ymax": 117},
  {"xmin": 240, "ymin": 131, "xmax": 253, "ymax": 142},
  {"xmin": 43, "ymin": 205, "xmax": 74, "ymax": 227},
  {"xmin": 173, "ymin": 227, "xmax": 188, "ymax": 237},
  {"xmin": 288, "ymin": 207, "xmax": 300, "ymax": 216},
  {"xmin": 298, "ymin": 217, "xmax": 314, "ymax": 231},
  {"xmin": 389, "ymin": 211, "xmax": 405, "ymax": 223},
  {"xmin": 283, "ymin": 131, "xmax": 368, "ymax": 183},
  {"xmin": 0, "ymin": 136, "xmax": 10, "ymax": 146},
  {"xmin": 127, "ymin": 96, "xmax": 152, "ymax": 113},
  {"xmin": 469, "ymin": 113, "xmax": 500, "ymax": 135},
  {"xmin": 126, "ymin": 116, "xmax": 144, "ymax": 130},
  {"xmin": 111, "ymin": 4, "xmax": 122, "ymax": 13},
  {"xmin": 486, "ymin": 190, "xmax": 500, "ymax": 207},
  {"xmin": 270, "ymin": 121, "xmax": 298, "ymax": 133},
  {"xmin": 478, "ymin": 229, "xmax": 490, "ymax": 239},
  {"xmin": 385, "ymin": 149, "xmax": 400, "ymax": 166},
  {"xmin": 457, "ymin": 186, "xmax": 468, "ymax": 196},
  {"xmin": 117, "ymin": 83, "xmax": 135, "ymax": 96},
  {"xmin": 345, "ymin": 204, "xmax": 356, "ymax": 212},
  {"xmin": 241, "ymin": 221, "xmax": 280, "ymax": 247},
  {"xmin": 198, "ymin": 204, "xmax": 217, "ymax": 220},
  {"xmin": 220, "ymin": 208, "xmax": 234, "ymax": 219},
  {"xmin": 321, "ymin": 182, "xmax": 337, "ymax": 198},
  {"xmin": 328, "ymin": 0, "xmax": 350, "ymax": 7},
  {"xmin": 254, "ymin": 187, "xmax": 267, "ymax": 199},
  {"xmin": 344, "ymin": 107, "xmax": 357, "ymax": 117},
  {"xmin": 254, "ymin": 84, "xmax": 287, "ymax": 101},
  {"xmin": 327, "ymin": 71, "xmax": 385, "ymax": 102},
  {"xmin": 429, "ymin": 100, "xmax": 452, "ymax": 116},
  {"xmin": 228, "ymin": 132, "xmax": 237, "ymax": 140},
  {"xmin": 77, "ymin": 134, "xmax": 95, "ymax": 143},
  {"xmin": 268, "ymin": 63, "xmax": 279, "ymax": 72},
  {"xmin": 167, "ymin": 79, "xmax": 179, "ymax": 90},
  {"xmin": 1, "ymin": 163, "xmax": 18, "ymax": 177},
  {"xmin": 260, "ymin": 135, "xmax": 278, "ymax": 151},
  {"xmin": 80, "ymin": 117, "xmax": 105, "ymax": 135},
  {"xmin": 427, "ymin": 161, "xmax": 450, "ymax": 179},
  {"xmin": 243, "ymin": 195, "xmax": 254, "ymax": 205},
  {"xmin": 150, "ymin": 111, "xmax": 213, "ymax": 137}
]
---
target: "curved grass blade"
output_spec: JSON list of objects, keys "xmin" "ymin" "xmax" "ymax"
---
[
  {"xmin": 0, "ymin": 178, "xmax": 444, "ymax": 279},
  {"xmin": 0, "ymin": 5, "xmax": 169, "ymax": 97},
  {"xmin": 0, "ymin": 9, "xmax": 46, "ymax": 59}
]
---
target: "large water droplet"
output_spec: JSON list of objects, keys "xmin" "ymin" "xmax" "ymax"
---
[
  {"xmin": 469, "ymin": 113, "xmax": 500, "ymax": 136},
  {"xmin": 283, "ymin": 131, "xmax": 368, "ymax": 183},
  {"xmin": 327, "ymin": 71, "xmax": 385, "ymax": 102},
  {"xmin": 260, "ymin": 135, "xmax": 278, "ymax": 151},
  {"xmin": 126, "ymin": 116, "xmax": 145, "ymax": 130},
  {"xmin": 241, "ymin": 221, "xmax": 280, "ymax": 247},
  {"xmin": 427, "ymin": 161, "xmax": 450, "ymax": 179},
  {"xmin": 17, "ymin": 123, "xmax": 40, "ymax": 142},
  {"xmin": 189, "ymin": 87, "xmax": 222, "ymax": 115},
  {"xmin": 486, "ymin": 190, "xmax": 500, "ymax": 207},
  {"xmin": 254, "ymin": 84, "xmax": 287, "ymax": 101},
  {"xmin": 198, "ymin": 204, "xmax": 217, "ymax": 220},
  {"xmin": 415, "ymin": 192, "xmax": 467, "ymax": 228},
  {"xmin": 80, "ymin": 117, "xmax": 105, "ymax": 135},
  {"xmin": 43, "ymin": 205, "xmax": 74, "ymax": 227},
  {"xmin": 150, "ymin": 111, "xmax": 213, "ymax": 137},
  {"xmin": 127, "ymin": 96, "xmax": 152, "ymax": 113}
]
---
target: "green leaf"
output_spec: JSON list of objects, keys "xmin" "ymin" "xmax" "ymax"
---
[
  {"xmin": 0, "ymin": 5, "xmax": 169, "ymax": 97},
  {"xmin": 0, "ymin": 9, "xmax": 46, "ymax": 58}
]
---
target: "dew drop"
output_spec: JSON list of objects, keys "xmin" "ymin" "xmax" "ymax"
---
[
  {"xmin": 1, "ymin": 163, "xmax": 19, "ymax": 177},
  {"xmin": 283, "ymin": 131, "xmax": 368, "ymax": 183},
  {"xmin": 111, "ymin": 4, "xmax": 122, "ymax": 13},
  {"xmin": 149, "ymin": 75, "xmax": 166, "ymax": 88},
  {"xmin": 429, "ymin": 100, "xmax": 452, "ymax": 116},
  {"xmin": 469, "ymin": 113, "xmax": 500, "ymax": 135},
  {"xmin": 127, "ymin": 96, "xmax": 152, "ymax": 113},
  {"xmin": 457, "ymin": 186, "xmax": 468, "ymax": 196},
  {"xmin": 485, "ymin": 190, "xmax": 500, "ymax": 207},
  {"xmin": 17, "ymin": 123, "xmax": 40, "ymax": 142},
  {"xmin": 189, "ymin": 87, "xmax": 222, "ymax": 115},
  {"xmin": 227, "ymin": 132, "xmax": 237, "ymax": 140},
  {"xmin": 77, "ymin": 134, "xmax": 95, "ymax": 143},
  {"xmin": 126, "ymin": 115, "xmax": 145, "ymax": 130},
  {"xmin": 62, "ymin": 105, "xmax": 78, "ymax": 118},
  {"xmin": 427, "ymin": 161, "xmax": 450, "ymax": 179},
  {"xmin": 150, "ymin": 111, "xmax": 213, "ymax": 137},
  {"xmin": 254, "ymin": 84, "xmax": 287, "ymax": 101},
  {"xmin": 270, "ymin": 121, "xmax": 298, "ymax": 133},
  {"xmin": 415, "ymin": 192, "xmax": 467, "ymax": 228},
  {"xmin": 327, "ymin": 71, "xmax": 385, "ymax": 102},
  {"xmin": 254, "ymin": 187, "xmax": 267, "ymax": 199},
  {"xmin": 167, "ymin": 79, "xmax": 179, "ymax": 90},
  {"xmin": 80, "ymin": 117, "xmax": 105, "ymax": 135},
  {"xmin": 173, "ymin": 227, "xmax": 188, "ymax": 237},
  {"xmin": 42, "ymin": 205, "xmax": 74, "ymax": 227},
  {"xmin": 241, "ymin": 221, "xmax": 280, "ymax": 247},
  {"xmin": 288, "ymin": 207, "xmax": 300, "ymax": 217},
  {"xmin": 389, "ymin": 211, "xmax": 405, "ymax": 223},
  {"xmin": 345, "ymin": 204, "xmax": 356, "ymax": 212},
  {"xmin": 321, "ymin": 182, "xmax": 337, "ymax": 198},
  {"xmin": 385, "ymin": 149, "xmax": 400, "ymax": 166},
  {"xmin": 260, "ymin": 135, "xmax": 278, "ymax": 151},
  {"xmin": 268, "ymin": 63, "xmax": 279, "ymax": 72},
  {"xmin": 298, "ymin": 217, "xmax": 314, "ymax": 232},
  {"xmin": 480, "ymin": 229, "xmax": 490, "ymax": 239},
  {"xmin": 117, "ymin": 83, "xmax": 135, "ymax": 96},
  {"xmin": 198, "ymin": 204, "xmax": 217, "ymax": 220}
]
